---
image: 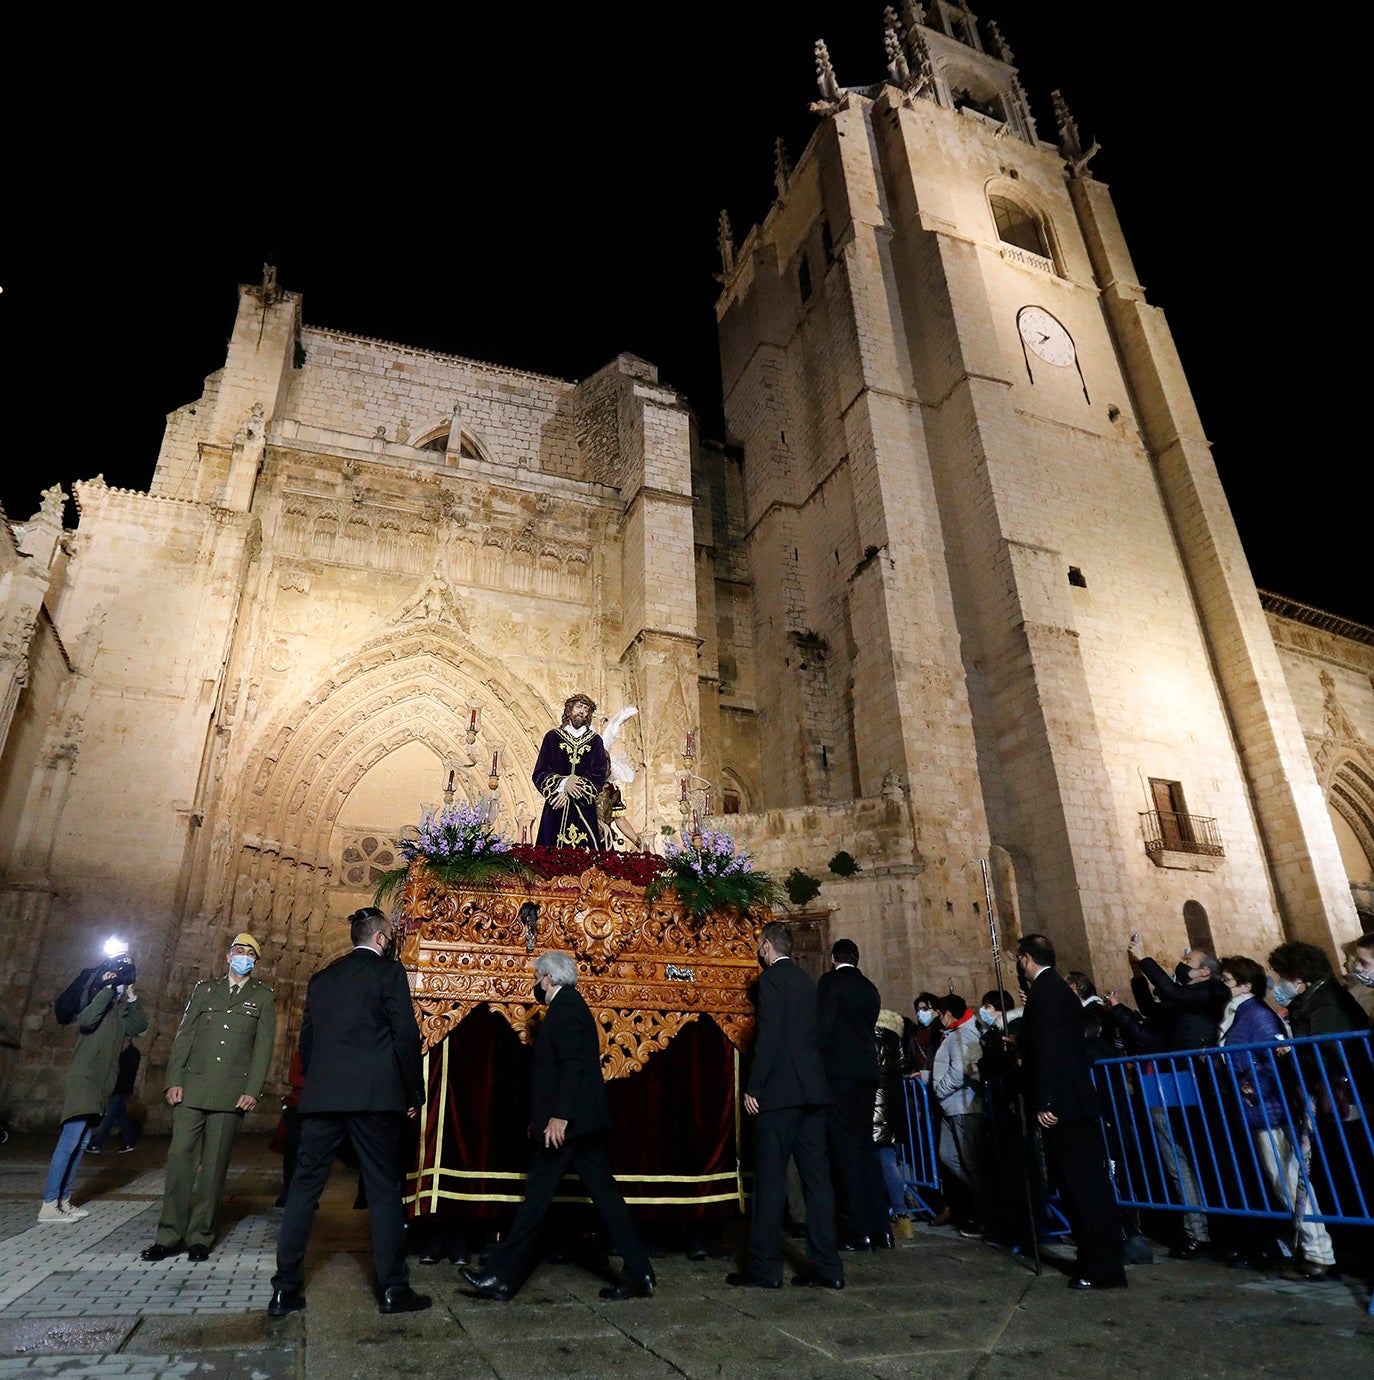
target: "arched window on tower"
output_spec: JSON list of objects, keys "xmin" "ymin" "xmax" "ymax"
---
[
  {"xmin": 419, "ymin": 430, "xmax": 449, "ymax": 454},
  {"xmin": 952, "ymin": 85, "xmax": 1004, "ymax": 122},
  {"xmin": 990, "ymin": 196, "xmax": 1048, "ymax": 257}
]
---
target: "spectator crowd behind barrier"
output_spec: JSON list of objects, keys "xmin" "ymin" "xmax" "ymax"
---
[{"xmin": 1091, "ymin": 1029, "xmax": 1374, "ymax": 1311}]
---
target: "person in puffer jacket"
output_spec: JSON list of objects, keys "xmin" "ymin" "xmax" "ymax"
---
[
  {"xmin": 1218, "ymin": 954, "xmax": 1336, "ymax": 1281},
  {"xmin": 926, "ymin": 995, "xmax": 990, "ymax": 1237}
]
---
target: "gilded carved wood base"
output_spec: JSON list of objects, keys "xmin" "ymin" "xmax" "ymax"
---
[{"xmin": 398, "ymin": 858, "xmax": 764, "ymax": 1075}]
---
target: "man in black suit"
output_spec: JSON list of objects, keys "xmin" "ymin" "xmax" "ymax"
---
[
  {"xmin": 816, "ymin": 938, "xmax": 889, "ymax": 1250},
  {"xmin": 461, "ymin": 950, "xmax": 653, "ymax": 1301},
  {"xmin": 268, "ymin": 907, "xmax": 430, "ymax": 1318},
  {"xmin": 728, "ymin": 920, "xmax": 843, "ymax": 1290},
  {"xmin": 1017, "ymin": 933, "xmax": 1126, "ymax": 1290}
]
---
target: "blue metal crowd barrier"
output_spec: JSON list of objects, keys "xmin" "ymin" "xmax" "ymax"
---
[
  {"xmin": 1092, "ymin": 1029, "xmax": 1374, "ymax": 1311},
  {"xmin": 898, "ymin": 1074, "xmax": 942, "ymax": 1216}
]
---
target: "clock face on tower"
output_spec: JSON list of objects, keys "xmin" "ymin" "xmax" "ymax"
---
[{"xmin": 1017, "ymin": 307, "xmax": 1076, "ymax": 367}]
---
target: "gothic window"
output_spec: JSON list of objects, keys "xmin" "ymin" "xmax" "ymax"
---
[
  {"xmin": 340, "ymin": 834, "xmax": 398, "ymax": 888},
  {"xmin": 419, "ymin": 430, "xmax": 449, "ymax": 453},
  {"xmin": 990, "ymin": 195, "xmax": 1050, "ymax": 259},
  {"xmin": 459, "ymin": 435, "xmax": 484, "ymax": 461},
  {"xmin": 953, "ymin": 86, "xmax": 1004, "ymax": 122},
  {"xmin": 798, "ymin": 255, "xmax": 813, "ymax": 303}
]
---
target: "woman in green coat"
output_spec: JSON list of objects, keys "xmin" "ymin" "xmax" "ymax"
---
[{"xmin": 40, "ymin": 969, "xmax": 148, "ymax": 1222}]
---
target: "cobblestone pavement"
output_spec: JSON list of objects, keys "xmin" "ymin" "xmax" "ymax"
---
[{"xmin": 1, "ymin": 1135, "xmax": 1370, "ymax": 1378}]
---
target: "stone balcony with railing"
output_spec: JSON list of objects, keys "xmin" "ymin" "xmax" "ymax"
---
[{"xmin": 1140, "ymin": 809, "xmax": 1225, "ymax": 872}]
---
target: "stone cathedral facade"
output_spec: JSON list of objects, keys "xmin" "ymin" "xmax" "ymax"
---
[{"xmin": 2, "ymin": 2, "xmax": 1371, "ymax": 1128}]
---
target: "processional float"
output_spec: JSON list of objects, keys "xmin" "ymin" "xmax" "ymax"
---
[{"xmin": 389, "ymin": 708, "xmax": 772, "ymax": 1225}]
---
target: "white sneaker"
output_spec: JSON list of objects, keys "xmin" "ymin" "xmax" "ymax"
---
[
  {"xmin": 37, "ymin": 1201, "xmax": 69, "ymax": 1223},
  {"xmin": 60, "ymin": 1199, "xmax": 90, "ymax": 1219}
]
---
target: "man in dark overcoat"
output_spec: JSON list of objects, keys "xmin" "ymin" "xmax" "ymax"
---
[
  {"xmin": 728, "ymin": 920, "xmax": 843, "ymax": 1289},
  {"xmin": 462, "ymin": 949, "xmax": 654, "ymax": 1301},
  {"xmin": 817, "ymin": 937, "xmax": 888, "ymax": 1249},
  {"xmin": 268, "ymin": 908, "xmax": 428, "ymax": 1317},
  {"xmin": 1017, "ymin": 932, "xmax": 1126, "ymax": 1290}
]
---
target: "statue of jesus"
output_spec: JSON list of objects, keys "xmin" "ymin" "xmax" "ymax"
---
[{"xmin": 532, "ymin": 693, "xmax": 608, "ymax": 849}]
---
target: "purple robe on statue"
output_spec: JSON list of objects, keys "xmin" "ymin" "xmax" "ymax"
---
[{"xmin": 532, "ymin": 727, "xmax": 609, "ymax": 849}]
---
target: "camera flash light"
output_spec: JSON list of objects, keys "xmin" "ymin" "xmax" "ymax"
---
[{"xmin": 103, "ymin": 936, "xmax": 129, "ymax": 959}]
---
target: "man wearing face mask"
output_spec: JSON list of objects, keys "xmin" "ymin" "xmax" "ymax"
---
[
  {"xmin": 1343, "ymin": 932, "xmax": 1374, "ymax": 1024},
  {"xmin": 1123, "ymin": 935, "xmax": 1228, "ymax": 1261},
  {"xmin": 269, "ymin": 908, "xmax": 427, "ymax": 1317},
  {"xmin": 461, "ymin": 950, "xmax": 653, "ymax": 1302},
  {"xmin": 141, "ymin": 933, "xmax": 276, "ymax": 1263}
]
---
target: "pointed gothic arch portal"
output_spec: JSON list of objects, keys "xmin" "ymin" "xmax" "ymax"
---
[{"xmin": 235, "ymin": 621, "xmax": 557, "ymax": 866}]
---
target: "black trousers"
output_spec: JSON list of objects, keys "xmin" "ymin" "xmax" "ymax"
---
[
  {"xmin": 273, "ymin": 1112, "xmax": 409, "ymax": 1293},
  {"xmin": 750, "ymin": 1104, "xmax": 842, "ymax": 1284},
  {"xmin": 1043, "ymin": 1117, "xmax": 1126, "ymax": 1283},
  {"xmin": 484, "ymin": 1130, "xmax": 649, "ymax": 1288},
  {"xmin": 826, "ymin": 1078, "xmax": 888, "ymax": 1238}
]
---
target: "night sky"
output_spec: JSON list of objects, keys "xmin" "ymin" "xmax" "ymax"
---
[{"xmin": 4, "ymin": 5, "xmax": 1358, "ymax": 621}]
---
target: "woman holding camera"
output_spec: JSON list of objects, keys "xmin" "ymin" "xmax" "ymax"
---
[{"xmin": 40, "ymin": 963, "xmax": 148, "ymax": 1222}]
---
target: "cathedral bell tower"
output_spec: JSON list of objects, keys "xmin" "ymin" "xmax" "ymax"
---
[{"xmin": 714, "ymin": 3, "xmax": 1355, "ymax": 988}]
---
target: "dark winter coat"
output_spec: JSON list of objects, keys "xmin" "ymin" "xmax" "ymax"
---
[{"xmin": 61, "ymin": 980, "xmax": 149, "ymax": 1122}]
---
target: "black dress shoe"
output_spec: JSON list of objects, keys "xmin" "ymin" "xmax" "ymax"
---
[
  {"xmin": 840, "ymin": 1235, "xmax": 874, "ymax": 1252},
  {"xmin": 876, "ymin": 1230, "xmax": 896, "ymax": 1249},
  {"xmin": 791, "ymin": 1268, "xmax": 844, "ymax": 1289},
  {"xmin": 379, "ymin": 1285, "xmax": 433, "ymax": 1314},
  {"xmin": 268, "ymin": 1286, "xmax": 306, "ymax": 1317},
  {"xmin": 459, "ymin": 1266, "xmax": 512, "ymax": 1301},
  {"xmin": 139, "ymin": 1243, "xmax": 182, "ymax": 1262},
  {"xmin": 186, "ymin": 1245, "xmax": 210, "ymax": 1263},
  {"xmin": 599, "ymin": 1267, "xmax": 656, "ymax": 1300},
  {"xmin": 1069, "ymin": 1274, "xmax": 1127, "ymax": 1290},
  {"xmin": 1168, "ymin": 1240, "xmax": 1209, "ymax": 1260},
  {"xmin": 418, "ymin": 1247, "xmax": 445, "ymax": 1265},
  {"xmin": 725, "ymin": 1270, "xmax": 782, "ymax": 1288}
]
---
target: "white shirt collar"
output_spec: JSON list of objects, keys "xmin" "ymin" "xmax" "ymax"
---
[{"xmin": 563, "ymin": 722, "xmax": 589, "ymax": 738}]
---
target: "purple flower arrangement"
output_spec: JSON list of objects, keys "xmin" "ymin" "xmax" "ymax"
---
[
  {"xmin": 648, "ymin": 828, "xmax": 779, "ymax": 921},
  {"xmin": 375, "ymin": 801, "xmax": 531, "ymax": 905},
  {"xmin": 398, "ymin": 802, "xmax": 514, "ymax": 864}
]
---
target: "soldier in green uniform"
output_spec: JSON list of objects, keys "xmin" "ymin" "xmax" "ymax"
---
[{"xmin": 140, "ymin": 932, "xmax": 276, "ymax": 1262}]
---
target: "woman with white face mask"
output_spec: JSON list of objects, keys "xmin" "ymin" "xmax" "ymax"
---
[{"xmin": 906, "ymin": 992, "xmax": 944, "ymax": 1078}]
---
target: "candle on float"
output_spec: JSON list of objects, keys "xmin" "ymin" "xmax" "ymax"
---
[
  {"xmin": 692, "ymin": 809, "xmax": 699, "ymax": 828},
  {"xmin": 491, "ymin": 750, "xmax": 500, "ymax": 775},
  {"xmin": 468, "ymin": 707, "xmax": 479, "ymax": 732},
  {"xmin": 521, "ymin": 825, "xmax": 529, "ymax": 844},
  {"xmin": 680, "ymin": 775, "xmax": 688, "ymax": 800},
  {"xmin": 684, "ymin": 730, "xmax": 694, "ymax": 755},
  {"xmin": 446, "ymin": 769, "xmax": 455, "ymax": 791}
]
